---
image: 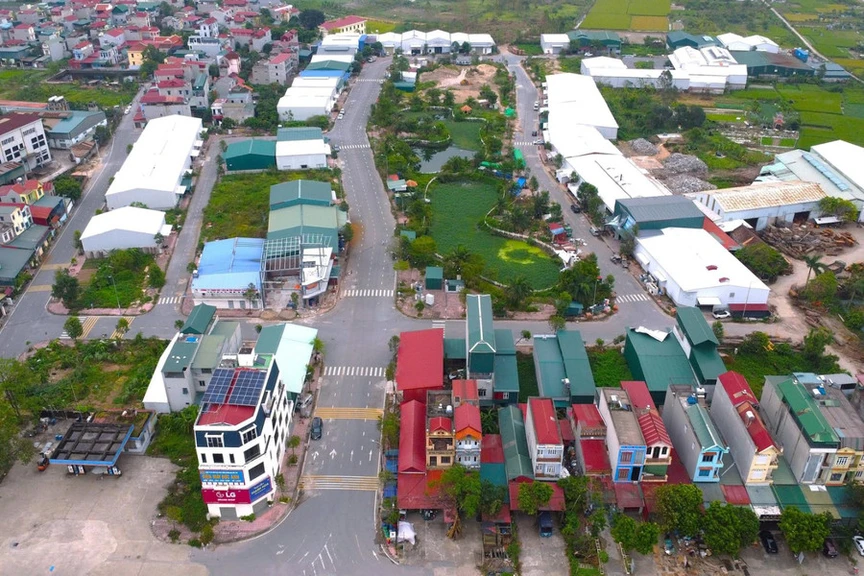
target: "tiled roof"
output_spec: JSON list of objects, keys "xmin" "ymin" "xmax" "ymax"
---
[
  {"xmin": 620, "ymin": 381, "xmax": 670, "ymax": 446},
  {"xmin": 321, "ymin": 15, "xmax": 366, "ymax": 30},
  {"xmin": 428, "ymin": 416, "xmax": 451, "ymax": 433},
  {"xmin": 481, "ymin": 434, "xmax": 504, "ymax": 464}
]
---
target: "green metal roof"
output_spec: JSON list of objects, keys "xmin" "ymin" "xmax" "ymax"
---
[
  {"xmin": 269, "ymin": 180, "xmax": 332, "ymax": 209},
  {"xmin": 802, "ymin": 485, "xmax": 839, "ymax": 519},
  {"xmin": 494, "ymin": 329, "xmax": 516, "ymax": 355},
  {"xmin": 676, "ymin": 307, "xmax": 718, "ymax": 347},
  {"xmin": 209, "ymin": 320, "xmax": 239, "ymax": 339},
  {"xmin": 567, "ymin": 30, "xmax": 622, "ymax": 44},
  {"xmin": 306, "ymin": 60, "xmax": 351, "ymax": 72},
  {"xmin": 400, "ymin": 230, "xmax": 416, "ymax": 241},
  {"xmin": 191, "ymin": 335, "xmax": 226, "ymax": 369},
  {"xmin": 276, "ymin": 127, "xmax": 324, "ymax": 141},
  {"xmin": 444, "ymin": 337, "xmax": 467, "ymax": 360},
  {"xmin": 771, "ymin": 484, "xmax": 810, "ymax": 513},
  {"xmin": 193, "ymin": 72, "xmax": 208, "ymax": 90},
  {"xmin": 534, "ymin": 336, "xmax": 568, "ymax": 398},
  {"xmin": 164, "ymin": 339, "xmax": 199, "ymax": 372},
  {"xmin": 499, "ymin": 405, "xmax": 533, "ymax": 481},
  {"xmin": 826, "ymin": 486, "xmax": 860, "ymax": 520},
  {"xmin": 425, "ymin": 266, "xmax": 443, "ymax": 280},
  {"xmin": 557, "ymin": 330, "xmax": 596, "ymax": 398},
  {"xmin": 689, "ymin": 346, "xmax": 727, "ymax": 383},
  {"xmin": 625, "ymin": 328, "xmax": 697, "ymax": 398},
  {"xmin": 267, "ymin": 204, "xmax": 345, "ymax": 237},
  {"xmin": 254, "ymin": 324, "xmax": 285, "ymax": 354},
  {"xmin": 182, "ymin": 304, "xmax": 215, "ymax": 335},
  {"xmin": 617, "ymin": 196, "xmax": 705, "ymax": 224},
  {"xmin": 771, "ymin": 454, "xmax": 798, "ymax": 485},
  {"xmin": 224, "ymin": 139, "xmax": 276, "ymax": 159},
  {"xmin": 467, "ymin": 294, "xmax": 496, "ymax": 354},
  {"xmin": 480, "ymin": 463, "xmax": 509, "ymax": 502},
  {"xmin": 493, "ymin": 354, "xmax": 519, "ymax": 393},
  {"xmin": 0, "ymin": 246, "xmax": 33, "ymax": 284},
  {"xmin": 775, "ymin": 378, "xmax": 840, "ymax": 445},
  {"xmin": 686, "ymin": 403, "xmax": 725, "ymax": 450}
]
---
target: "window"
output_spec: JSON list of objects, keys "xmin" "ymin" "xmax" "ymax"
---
[
  {"xmin": 830, "ymin": 472, "xmax": 843, "ymax": 482},
  {"xmin": 702, "ymin": 452, "xmax": 715, "ymax": 463},
  {"xmin": 206, "ymin": 435, "xmax": 224, "ymax": 448},
  {"xmin": 856, "ymin": 470, "xmax": 864, "ymax": 479},
  {"xmin": 201, "ymin": 453, "xmax": 207, "ymax": 463},
  {"xmin": 1, "ymin": 136, "xmax": 14, "ymax": 145},
  {"xmin": 429, "ymin": 456, "xmax": 437, "ymax": 466},
  {"xmin": 198, "ymin": 380, "xmax": 205, "ymax": 387},
  {"xmin": 229, "ymin": 454, "xmax": 235, "ymax": 464},
  {"xmin": 242, "ymin": 427, "xmax": 258, "ymax": 445},
  {"xmin": 201, "ymin": 368, "xmax": 212, "ymax": 374},
  {"xmin": 835, "ymin": 456, "xmax": 850, "ymax": 467},
  {"xmin": 213, "ymin": 453, "xmax": 224, "ymax": 463},
  {"xmin": 249, "ymin": 462, "xmax": 265, "ymax": 480},
  {"xmin": 243, "ymin": 443, "xmax": 261, "ymax": 462},
  {"xmin": 478, "ymin": 388, "xmax": 487, "ymax": 397},
  {"xmin": 441, "ymin": 456, "xmax": 450, "ymax": 464},
  {"xmin": 616, "ymin": 468, "xmax": 629, "ymax": 481},
  {"xmin": 698, "ymin": 468, "xmax": 711, "ymax": 477},
  {"xmin": 620, "ymin": 451, "xmax": 633, "ymax": 464},
  {"xmin": 182, "ymin": 386, "xmax": 189, "ymax": 394}
]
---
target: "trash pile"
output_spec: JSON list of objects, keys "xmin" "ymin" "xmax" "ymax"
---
[
  {"xmin": 761, "ymin": 224, "xmax": 858, "ymax": 257},
  {"xmin": 661, "ymin": 173, "xmax": 715, "ymax": 195},
  {"xmin": 629, "ymin": 138, "xmax": 659, "ymax": 156},
  {"xmin": 662, "ymin": 153, "xmax": 708, "ymax": 176}
]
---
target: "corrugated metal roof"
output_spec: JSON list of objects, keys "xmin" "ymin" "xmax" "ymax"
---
[
  {"xmin": 625, "ymin": 328, "xmax": 697, "ymax": 397},
  {"xmin": 676, "ymin": 307, "xmax": 718, "ymax": 347},
  {"xmin": 775, "ymin": 378, "xmax": 839, "ymax": 445},
  {"xmin": 529, "ymin": 397, "xmax": 562, "ymax": 445},
  {"xmin": 395, "ymin": 328, "xmax": 444, "ymax": 392},
  {"xmin": 557, "ymin": 330, "xmax": 596, "ymax": 398},
  {"xmin": 190, "ymin": 334, "xmax": 225, "ymax": 369},
  {"xmin": 493, "ymin": 354, "xmax": 519, "ymax": 393},
  {"xmin": 467, "ymin": 294, "xmax": 496, "ymax": 354},
  {"xmin": 276, "ymin": 127, "xmax": 323, "ymax": 142},
  {"xmin": 269, "ymin": 179, "xmax": 332, "ymax": 208},
  {"xmin": 399, "ymin": 400, "xmax": 426, "ymax": 474},
  {"xmin": 686, "ymin": 403, "xmax": 724, "ymax": 449},
  {"xmin": 481, "ymin": 433, "xmax": 504, "ymax": 464},
  {"xmin": 494, "ymin": 329, "xmax": 516, "ymax": 355},
  {"xmin": 621, "ymin": 381, "xmax": 670, "ymax": 446},
  {"xmin": 443, "ymin": 337, "xmax": 466, "ymax": 360},
  {"xmin": 223, "ymin": 138, "xmax": 275, "ymax": 159},
  {"xmin": 618, "ymin": 196, "xmax": 704, "ymax": 223},
  {"xmin": 499, "ymin": 405, "xmax": 533, "ymax": 481},
  {"xmin": 704, "ymin": 180, "xmax": 826, "ymax": 213},
  {"xmin": 182, "ymin": 303, "xmax": 215, "ymax": 335}
]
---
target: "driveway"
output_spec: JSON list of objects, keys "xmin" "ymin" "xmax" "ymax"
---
[{"xmin": 516, "ymin": 515, "xmax": 569, "ymax": 576}]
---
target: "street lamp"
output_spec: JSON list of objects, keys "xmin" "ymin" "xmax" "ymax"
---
[
  {"xmin": 106, "ymin": 265, "xmax": 121, "ymax": 312},
  {"xmin": 593, "ymin": 275, "xmax": 602, "ymax": 306}
]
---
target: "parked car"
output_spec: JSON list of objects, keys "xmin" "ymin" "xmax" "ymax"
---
[
  {"xmin": 570, "ymin": 203, "xmax": 581, "ymax": 214},
  {"xmin": 590, "ymin": 226, "xmax": 602, "ymax": 237},
  {"xmin": 712, "ymin": 308, "xmax": 731, "ymax": 319},
  {"xmin": 759, "ymin": 530, "xmax": 778, "ymax": 554},
  {"xmin": 823, "ymin": 538, "xmax": 838, "ymax": 558},
  {"xmin": 311, "ymin": 416, "xmax": 323, "ymax": 440},
  {"xmin": 531, "ymin": 130, "xmax": 538, "ymax": 137},
  {"xmin": 532, "ymin": 139, "xmax": 544, "ymax": 146},
  {"xmin": 854, "ymin": 535, "xmax": 864, "ymax": 556},
  {"xmin": 538, "ymin": 511, "xmax": 553, "ymax": 537}
]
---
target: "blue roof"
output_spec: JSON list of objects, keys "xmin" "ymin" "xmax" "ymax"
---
[{"xmin": 192, "ymin": 237, "xmax": 264, "ymax": 292}]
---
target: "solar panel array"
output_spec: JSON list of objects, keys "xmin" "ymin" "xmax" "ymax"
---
[
  {"xmin": 201, "ymin": 368, "xmax": 234, "ymax": 405},
  {"xmin": 803, "ymin": 152, "xmax": 850, "ymax": 192},
  {"xmin": 230, "ymin": 370, "xmax": 267, "ymax": 406}
]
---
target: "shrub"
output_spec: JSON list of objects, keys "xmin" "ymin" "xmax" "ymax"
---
[
  {"xmin": 600, "ymin": 550, "xmax": 609, "ymax": 563},
  {"xmin": 188, "ymin": 538, "xmax": 202, "ymax": 548},
  {"xmin": 240, "ymin": 514, "xmax": 256, "ymax": 522},
  {"xmin": 200, "ymin": 524, "xmax": 215, "ymax": 545},
  {"xmin": 168, "ymin": 529, "xmax": 180, "ymax": 542}
]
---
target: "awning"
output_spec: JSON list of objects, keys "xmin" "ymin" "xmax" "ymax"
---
[
  {"xmin": 815, "ymin": 216, "xmax": 841, "ymax": 225},
  {"xmin": 697, "ymin": 296, "xmax": 722, "ymax": 307}
]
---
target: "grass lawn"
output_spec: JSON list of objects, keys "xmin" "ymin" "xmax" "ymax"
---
[
  {"xmin": 706, "ymin": 112, "xmax": 745, "ymax": 122},
  {"xmin": 513, "ymin": 42, "xmax": 544, "ymax": 56},
  {"xmin": 777, "ymin": 85, "xmax": 843, "ymax": 114},
  {"xmin": 364, "ymin": 18, "xmax": 397, "ymax": 33},
  {"xmin": 581, "ymin": 12, "xmax": 631, "ymax": 29},
  {"xmin": 629, "ymin": 15, "xmax": 668, "ymax": 30},
  {"xmin": 442, "ymin": 120, "xmax": 482, "ymax": 151},
  {"xmin": 627, "ymin": 0, "xmax": 670, "ymax": 16},
  {"xmin": 79, "ymin": 249, "xmax": 156, "ymax": 308},
  {"xmin": 558, "ymin": 57, "xmax": 583, "ymax": 74},
  {"xmin": 780, "ymin": 137, "xmax": 797, "ymax": 147},
  {"xmin": 203, "ymin": 169, "xmax": 338, "ymax": 240},
  {"xmin": 517, "ymin": 352, "xmax": 539, "ymax": 402},
  {"xmin": 586, "ymin": 347, "xmax": 632, "ymax": 388},
  {"xmin": 429, "ymin": 181, "xmax": 561, "ymax": 288},
  {"xmin": 583, "ymin": 0, "xmax": 668, "ymax": 29},
  {"xmin": 722, "ymin": 344, "xmax": 838, "ymax": 399}
]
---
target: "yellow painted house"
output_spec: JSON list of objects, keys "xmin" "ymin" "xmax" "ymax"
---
[{"xmin": 0, "ymin": 179, "xmax": 46, "ymax": 204}]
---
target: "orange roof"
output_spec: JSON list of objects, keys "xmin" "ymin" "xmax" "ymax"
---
[{"xmin": 454, "ymin": 403, "xmax": 481, "ymax": 437}]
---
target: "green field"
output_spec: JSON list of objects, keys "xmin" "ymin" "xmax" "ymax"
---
[
  {"xmin": 580, "ymin": 12, "xmax": 631, "ymax": 29},
  {"xmin": 582, "ymin": 0, "xmax": 669, "ymax": 30},
  {"xmin": 442, "ymin": 120, "xmax": 483, "ymax": 151},
  {"xmin": 777, "ymin": 84, "xmax": 843, "ymax": 114},
  {"xmin": 429, "ymin": 181, "xmax": 561, "ymax": 288},
  {"xmin": 627, "ymin": 0, "xmax": 670, "ymax": 16},
  {"xmin": 364, "ymin": 19, "xmax": 397, "ymax": 33}
]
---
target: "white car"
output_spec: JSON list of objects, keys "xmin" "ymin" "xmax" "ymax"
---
[
  {"xmin": 124, "ymin": 106, "xmax": 131, "ymax": 115},
  {"xmin": 854, "ymin": 535, "xmax": 864, "ymax": 556},
  {"xmin": 712, "ymin": 309, "xmax": 731, "ymax": 319},
  {"xmin": 532, "ymin": 139, "xmax": 543, "ymax": 146}
]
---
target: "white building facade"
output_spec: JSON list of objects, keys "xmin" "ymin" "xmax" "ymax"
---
[{"xmin": 80, "ymin": 206, "xmax": 171, "ymax": 257}]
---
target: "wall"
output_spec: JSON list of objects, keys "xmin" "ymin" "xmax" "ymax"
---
[
  {"xmin": 711, "ymin": 383, "xmax": 759, "ymax": 483},
  {"xmin": 662, "ymin": 392, "xmax": 698, "ymax": 480},
  {"xmin": 276, "ymin": 152, "xmax": 327, "ymax": 170}
]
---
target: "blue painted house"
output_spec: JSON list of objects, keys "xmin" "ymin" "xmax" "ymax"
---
[
  {"xmin": 598, "ymin": 387, "xmax": 647, "ymax": 482},
  {"xmin": 663, "ymin": 385, "xmax": 729, "ymax": 482}
]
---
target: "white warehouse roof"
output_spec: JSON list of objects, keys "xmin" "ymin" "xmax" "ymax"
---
[
  {"xmin": 276, "ymin": 139, "xmax": 331, "ymax": 157},
  {"xmin": 105, "ymin": 115, "xmax": 201, "ymax": 204},
  {"xmin": 550, "ymin": 124, "xmax": 621, "ymax": 160},
  {"xmin": 810, "ymin": 140, "xmax": 864, "ymax": 190},
  {"xmin": 698, "ymin": 180, "xmax": 826, "ymax": 213},
  {"xmin": 569, "ymin": 153, "xmax": 671, "ymax": 212},
  {"xmin": 81, "ymin": 206, "xmax": 170, "ymax": 242},
  {"xmin": 541, "ymin": 33, "xmax": 570, "ymax": 46},
  {"xmin": 546, "ymin": 73, "xmax": 619, "ymax": 139}
]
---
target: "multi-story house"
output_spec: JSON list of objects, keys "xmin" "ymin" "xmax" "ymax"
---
[
  {"xmin": 194, "ymin": 362, "xmax": 289, "ymax": 519},
  {"xmin": 187, "ymin": 34, "xmax": 223, "ymax": 57},
  {"xmin": 598, "ymin": 387, "xmax": 647, "ymax": 482},
  {"xmin": 452, "ymin": 379, "xmax": 479, "ymax": 407},
  {"xmin": 0, "ymin": 179, "xmax": 47, "ymax": 205},
  {"xmin": 198, "ymin": 17, "xmax": 219, "ymax": 38},
  {"xmin": 128, "ymin": 11, "xmax": 151, "ymax": 27},
  {"xmin": 0, "ymin": 202, "xmax": 32, "ymax": 236},
  {"xmin": 99, "ymin": 28, "xmax": 125, "ymax": 47},
  {"xmin": 12, "ymin": 24, "xmax": 36, "ymax": 43},
  {"xmin": 454, "ymin": 402, "xmax": 481, "ymax": 469},
  {"xmin": 0, "ymin": 113, "xmax": 51, "ymax": 171},
  {"xmin": 621, "ymin": 380, "xmax": 671, "ymax": 482},
  {"xmin": 663, "ymin": 385, "xmax": 728, "ymax": 482},
  {"xmin": 230, "ymin": 27, "xmax": 270, "ymax": 52},
  {"xmin": 712, "ymin": 371, "xmax": 780, "ymax": 484},
  {"xmin": 570, "ymin": 403, "xmax": 611, "ymax": 477},
  {"xmin": 525, "ymin": 397, "xmax": 564, "ymax": 480},
  {"xmin": 250, "ymin": 52, "xmax": 294, "ymax": 86},
  {"xmin": 190, "ymin": 72, "xmax": 210, "ymax": 109},
  {"xmin": 17, "ymin": 8, "xmax": 42, "ymax": 25},
  {"xmin": 319, "ymin": 15, "xmax": 366, "ymax": 37},
  {"xmin": 672, "ymin": 306, "xmax": 726, "ymax": 398},
  {"xmin": 110, "ymin": 4, "xmax": 129, "ymax": 25},
  {"xmin": 426, "ymin": 389, "xmax": 455, "ymax": 470},
  {"xmin": 156, "ymin": 77, "xmax": 190, "ymax": 100}
]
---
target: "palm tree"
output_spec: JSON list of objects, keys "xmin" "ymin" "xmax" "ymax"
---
[
  {"xmin": 803, "ymin": 254, "xmax": 825, "ymax": 284},
  {"xmin": 444, "ymin": 245, "xmax": 471, "ymax": 276},
  {"xmin": 507, "ymin": 275, "xmax": 532, "ymax": 309}
]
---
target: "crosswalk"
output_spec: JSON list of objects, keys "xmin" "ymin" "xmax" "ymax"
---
[
  {"xmin": 338, "ymin": 144, "xmax": 371, "ymax": 150},
  {"xmin": 60, "ymin": 316, "xmax": 99, "ymax": 340},
  {"xmin": 158, "ymin": 296, "xmax": 181, "ymax": 305},
  {"xmin": 300, "ymin": 475, "xmax": 379, "ymax": 491},
  {"xmin": 342, "ymin": 288, "xmax": 393, "ymax": 298},
  {"xmin": 323, "ymin": 365, "xmax": 386, "ymax": 377},
  {"xmin": 315, "ymin": 407, "xmax": 384, "ymax": 420},
  {"xmin": 514, "ymin": 140, "xmax": 536, "ymax": 146},
  {"xmin": 432, "ymin": 320, "xmax": 446, "ymax": 338},
  {"xmin": 616, "ymin": 293, "xmax": 651, "ymax": 303},
  {"xmin": 110, "ymin": 317, "xmax": 134, "ymax": 340},
  {"xmin": 356, "ymin": 78, "xmax": 382, "ymax": 83}
]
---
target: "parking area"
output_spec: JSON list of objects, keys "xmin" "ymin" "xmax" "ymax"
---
[
  {"xmin": 739, "ymin": 540, "xmax": 859, "ymax": 576},
  {"xmin": 400, "ymin": 512, "xmax": 482, "ymax": 572},
  {"xmin": 516, "ymin": 515, "xmax": 569, "ymax": 576},
  {"xmin": 0, "ymin": 454, "xmax": 207, "ymax": 576}
]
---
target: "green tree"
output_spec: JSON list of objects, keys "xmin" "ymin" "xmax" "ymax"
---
[
  {"xmin": 480, "ymin": 408, "xmax": 499, "ymax": 434},
  {"xmin": 0, "ymin": 397, "xmax": 36, "ymax": 474},
  {"xmin": 654, "ymin": 484, "xmax": 703, "ymax": 536},
  {"xmin": 64, "ymin": 316, "xmax": 83, "ymax": 341},
  {"xmin": 517, "ymin": 481, "xmax": 553, "ymax": 516},
  {"xmin": 443, "ymin": 90, "xmax": 455, "ymax": 107},
  {"xmin": 548, "ymin": 314, "xmax": 566, "ymax": 332},
  {"xmin": 507, "ymin": 275, "xmax": 532, "ymax": 310},
  {"xmin": 711, "ymin": 320, "xmax": 724, "ymax": 342},
  {"xmin": 53, "ymin": 175, "xmax": 82, "ymax": 201},
  {"xmin": 94, "ymin": 124, "xmax": 111, "ymax": 146},
  {"xmin": 243, "ymin": 283, "xmax": 259, "ymax": 309},
  {"xmin": 611, "ymin": 513, "xmax": 637, "ymax": 550},
  {"xmin": 703, "ymin": 502, "xmax": 759, "ymax": 557},
  {"xmin": 804, "ymin": 270, "xmax": 838, "ymax": 303},
  {"xmin": 408, "ymin": 236, "xmax": 437, "ymax": 268},
  {"xmin": 735, "ymin": 243, "xmax": 789, "ymax": 282},
  {"xmin": 479, "ymin": 479, "xmax": 507, "ymax": 517},
  {"xmin": 802, "ymin": 327, "xmax": 834, "ymax": 366},
  {"xmin": 114, "ymin": 317, "xmax": 130, "ymax": 340},
  {"xmin": 298, "ymin": 9, "xmax": 325, "ymax": 29},
  {"xmin": 778, "ymin": 507, "xmax": 831, "ymax": 554},
  {"xmin": 558, "ymin": 476, "xmax": 589, "ymax": 516},
  {"xmin": 818, "ymin": 196, "xmax": 858, "ymax": 223},
  {"xmin": 52, "ymin": 269, "xmax": 80, "ymax": 309},
  {"xmin": 287, "ymin": 434, "xmax": 301, "ymax": 456},
  {"xmin": 633, "ymin": 521, "xmax": 660, "ymax": 555},
  {"xmin": 443, "ymin": 244, "xmax": 471, "ymax": 277},
  {"xmin": 802, "ymin": 254, "xmax": 826, "ymax": 285},
  {"xmin": 739, "ymin": 331, "xmax": 771, "ymax": 354},
  {"xmin": 73, "ymin": 229, "xmax": 83, "ymax": 253},
  {"xmin": 436, "ymin": 464, "xmax": 482, "ymax": 518},
  {"xmin": 377, "ymin": 408, "xmax": 400, "ymax": 448}
]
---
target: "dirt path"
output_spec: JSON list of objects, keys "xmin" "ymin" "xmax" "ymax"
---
[{"xmin": 436, "ymin": 68, "xmax": 467, "ymax": 88}]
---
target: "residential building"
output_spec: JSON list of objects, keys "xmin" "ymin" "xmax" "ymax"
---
[
  {"xmin": 598, "ymin": 388, "xmax": 646, "ymax": 482},
  {"xmin": 251, "ymin": 51, "xmax": 295, "ymax": 86},
  {"xmin": 452, "ymin": 379, "xmax": 479, "ymax": 407},
  {"xmin": 620, "ymin": 381, "xmax": 671, "ymax": 482},
  {"xmin": 319, "ymin": 15, "xmax": 366, "ymax": 36},
  {"xmin": 105, "ymin": 114, "xmax": 202, "ymax": 209},
  {"xmin": 0, "ymin": 179, "xmax": 46, "ymax": 204},
  {"xmin": 80, "ymin": 206, "xmax": 172, "ymax": 257},
  {"xmin": 0, "ymin": 202, "xmax": 32, "ymax": 236},
  {"xmin": 230, "ymin": 27, "xmax": 270, "ymax": 52},
  {"xmin": 399, "ymin": 400, "xmax": 426, "ymax": 474},
  {"xmin": 454, "ymin": 403, "xmax": 481, "ymax": 469},
  {"xmin": 532, "ymin": 330, "xmax": 596, "ymax": 405},
  {"xmin": 191, "ymin": 237, "xmax": 264, "ymax": 310},
  {"xmin": 499, "ymin": 404, "xmax": 533, "ymax": 482},
  {"xmin": 570, "ymin": 403, "xmax": 611, "ymax": 477},
  {"xmin": 12, "ymin": 23, "xmax": 36, "ymax": 43},
  {"xmin": 466, "ymin": 293, "xmax": 496, "ymax": 380},
  {"xmin": 40, "ymin": 108, "xmax": 107, "ymax": 149},
  {"xmin": 30, "ymin": 194, "xmax": 67, "ymax": 229},
  {"xmin": 712, "ymin": 371, "xmax": 780, "ymax": 484},
  {"xmin": 0, "ymin": 245, "xmax": 34, "ymax": 286},
  {"xmin": 663, "ymin": 385, "xmax": 728, "ymax": 482},
  {"xmin": 525, "ymin": 397, "xmax": 564, "ymax": 480},
  {"xmin": 99, "ymin": 28, "xmax": 126, "ymax": 47},
  {"xmin": 0, "ymin": 113, "xmax": 52, "ymax": 171},
  {"xmin": 395, "ymin": 328, "xmax": 444, "ymax": 404},
  {"xmin": 426, "ymin": 390, "xmax": 455, "ymax": 470},
  {"xmin": 252, "ymin": 323, "xmax": 318, "ymax": 403},
  {"xmin": 672, "ymin": 307, "xmax": 726, "ymax": 393},
  {"xmin": 138, "ymin": 88, "xmax": 192, "ymax": 122},
  {"xmin": 194, "ymin": 362, "xmax": 289, "ymax": 519}
]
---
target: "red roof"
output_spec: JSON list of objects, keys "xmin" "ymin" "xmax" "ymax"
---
[
  {"xmin": 157, "ymin": 78, "xmax": 186, "ymax": 88},
  {"xmin": 428, "ymin": 416, "xmax": 451, "ymax": 433},
  {"xmin": 269, "ymin": 52, "xmax": 292, "ymax": 65},
  {"xmin": 508, "ymin": 480, "xmax": 566, "ymax": 512},
  {"xmin": 454, "ymin": 404, "xmax": 481, "ymax": 436},
  {"xmin": 321, "ymin": 15, "xmax": 366, "ymax": 31},
  {"xmin": 580, "ymin": 439, "xmax": 611, "ymax": 475},
  {"xmin": 452, "ymin": 379, "xmax": 478, "ymax": 403},
  {"xmin": 666, "ymin": 451, "xmax": 692, "ymax": 484},
  {"xmin": 104, "ymin": 28, "xmax": 124, "ymax": 37},
  {"xmin": 703, "ymin": 217, "xmax": 739, "ymax": 251},
  {"xmin": 29, "ymin": 205, "xmax": 54, "ymax": 220},
  {"xmin": 482, "ymin": 503, "xmax": 511, "ymax": 524},
  {"xmin": 395, "ymin": 329, "xmax": 443, "ymax": 393},
  {"xmin": 571, "ymin": 404, "xmax": 605, "ymax": 435},
  {"xmin": 621, "ymin": 381, "xmax": 670, "ymax": 446},
  {"xmin": 737, "ymin": 401, "xmax": 776, "ymax": 452},
  {"xmin": 721, "ymin": 484, "xmax": 751, "ymax": 506},
  {"xmin": 398, "ymin": 400, "xmax": 426, "ymax": 474},
  {"xmin": 481, "ymin": 434, "xmax": 504, "ymax": 464},
  {"xmin": 614, "ymin": 482, "xmax": 644, "ymax": 510},
  {"xmin": 397, "ymin": 470, "xmax": 443, "ymax": 509},
  {"xmin": 0, "ymin": 180, "xmax": 43, "ymax": 196},
  {"xmin": 558, "ymin": 418, "xmax": 575, "ymax": 443},
  {"xmin": 528, "ymin": 397, "xmax": 561, "ymax": 445},
  {"xmin": 196, "ymin": 368, "xmax": 264, "ymax": 426},
  {"xmin": 74, "ymin": 40, "xmax": 92, "ymax": 49},
  {"xmin": 728, "ymin": 303, "xmax": 769, "ymax": 312},
  {"xmin": 717, "ymin": 371, "xmax": 757, "ymax": 406},
  {"xmin": 0, "ymin": 113, "xmax": 42, "ymax": 136}
]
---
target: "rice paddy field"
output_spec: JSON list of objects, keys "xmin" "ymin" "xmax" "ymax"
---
[
  {"xmin": 428, "ymin": 181, "xmax": 561, "ymax": 288},
  {"xmin": 774, "ymin": 0, "xmax": 864, "ymax": 74},
  {"xmin": 581, "ymin": 0, "xmax": 670, "ymax": 30}
]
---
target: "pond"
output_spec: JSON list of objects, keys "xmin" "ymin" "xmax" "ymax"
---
[{"xmin": 413, "ymin": 146, "xmax": 474, "ymax": 173}]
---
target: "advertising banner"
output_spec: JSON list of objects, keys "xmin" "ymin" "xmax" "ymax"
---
[{"xmin": 200, "ymin": 469, "xmax": 245, "ymax": 485}]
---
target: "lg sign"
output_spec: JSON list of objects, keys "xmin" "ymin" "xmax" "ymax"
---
[{"xmin": 202, "ymin": 487, "xmax": 252, "ymax": 504}]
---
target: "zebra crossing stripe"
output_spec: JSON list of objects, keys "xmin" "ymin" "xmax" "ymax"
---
[
  {"xmin": 616, "ymin": 293, "xmax": 650, "ymax": 303},
  {"xmin": 301, "ymin": 475, "xmax": 379, "ymax": 491},
  {"xmin": 339, "ymin": 144, "xmax": 371, "ymax": 150},
  {"xmin": 432, "ymin": 321, "xmax": 446, "ymax": 338},
  {"xmin": 323, "ymin": 366, "xmax": 386, "ymax": 377},
  {"xmin": 158, "ymin": 296, "xmax": 180, "ymax": 305},
  {"xmin": 343, "ymin": 289, "xmax": 394, "ymax": 298}
]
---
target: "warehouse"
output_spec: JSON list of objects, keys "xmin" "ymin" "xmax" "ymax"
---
[
  {"xmin": 568, "ymin": 153, "xmax": 672, "ymax": 213},
  {"xmin": 729, "ymin": 50, "xmax": 814, "ymax": 78},
  {"xmin": 277, "ymin": 76, "xmax": 340, "ymax": 121},
  {"xmin": 581, "ymin": 57, "xmax": 691, "ymax": 90},
  {"xmin": 105, "ymin": 114, "xmax": 203, "ymax": 210},
  {"xmin": 80, "ymin": 206, "xmax": 172, "ymax": 258},
  {"xmin": 267, "ymin": 203, "xmax": 348, "ymax": 249},
  {"xmin": 624, "ymin": 326, "xmax": 697, "ymax": 406},
  {"xmin": 275, "ymin": 126, "xmax": 330, "ymax": 170},
  {"xmin": 191, "ymin": 237, "xmax": 264, "ymax": 310},
  {"xmin": 223, "ymin": 139, "xmax": 276, "ymax": 172},
  {"xmin": 665, "ymin": 31, "xmax": 718, "ymax": 51},
  {"xmin": 270, "ymin": 180, "xmax": 333, "ymax": 210},
  {"xmin": 668, "ymin": 46, "xmax": 747, "ymax": 92},
  {"xmin": 545, "ymin": 73, "xmax": 619, "ymax": 140},
  {"xmin": 566, "ymin": 30, "xmax": 621, "ymax": 54},
  {"xmin": 610, "ymin": 196, "xmax": 705, "ymax": 236},
  {"xmin": 633, "ymin": 227, "xmax": 770, "ymax": 309},
  {"xmin": 540, "ymin": 33, "xmax": 570, "ymax": 55},
  {"xmin": 690, "ymin": 180, "xmax": 827, "ymax": 231},
  {"xmin": 717, "ymin": 33, "xmax": 779, "ymax": 54}
]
